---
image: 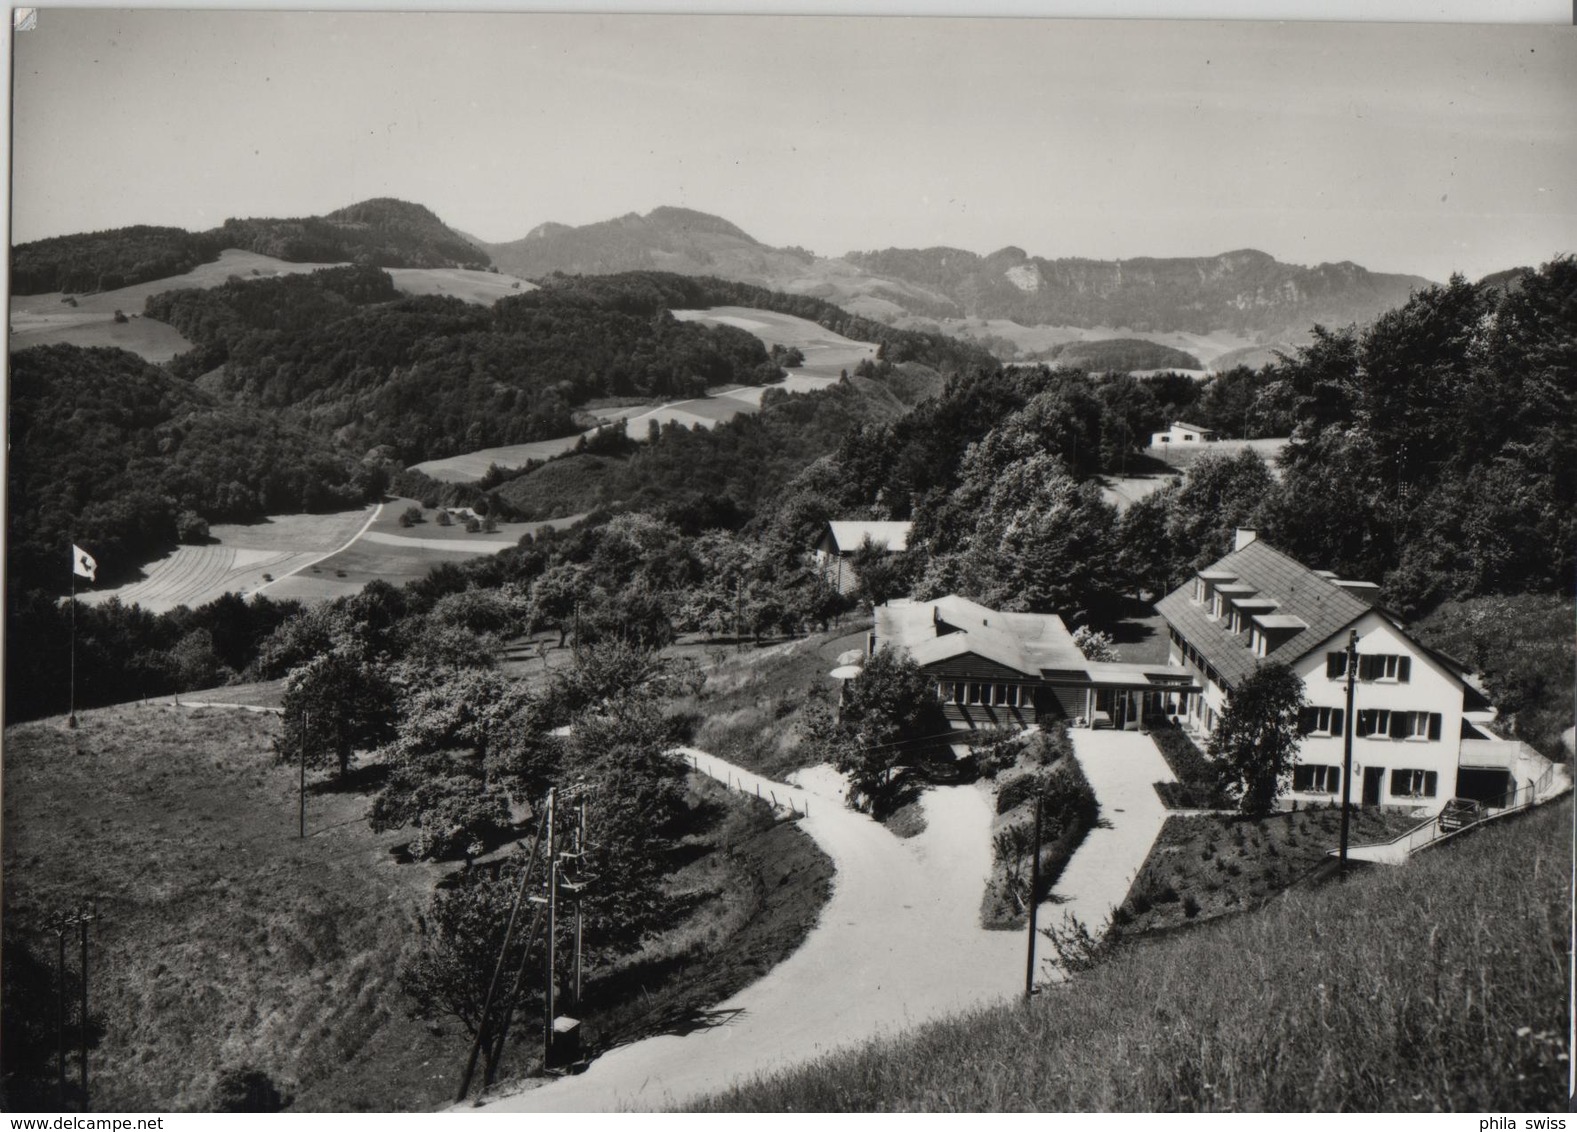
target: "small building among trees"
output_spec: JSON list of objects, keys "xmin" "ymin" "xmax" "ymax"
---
[
  {"xmin": 1149, "ymin": 420, "xmax": 1218, "ymax": 446},
  {"xmin": 814, "ymin": 520, "xmax": 912, "ymax": 595}
]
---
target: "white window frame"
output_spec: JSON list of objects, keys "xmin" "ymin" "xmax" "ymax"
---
[
  {"xmin": 1294, "ymin": 764, "xmax": 1341, "ymax": 793},
  {"xmin": 1358, "ymin": 708, "xmax": 1391, "ymax": 738},
  {"xmin": 1391, "ymin": 768, "xmax": 1438, "ymax": 798}
]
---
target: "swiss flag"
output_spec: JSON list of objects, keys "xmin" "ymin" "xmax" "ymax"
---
[{"xmin": 72, "ymin": 545, "xmax": 97, "ymax": 582}]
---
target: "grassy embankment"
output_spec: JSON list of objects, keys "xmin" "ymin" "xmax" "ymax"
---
[
  {"xmin": 1112, "ymin": 807, "xmax": 1423, "ymax": 935},
  {"xmin": 692, "ymin": 795, "xmax": 1570, "ymax": 1112},
  {"xmin": 671, "ymin": 623, "xmax": 873, "ymax": 782},
  {"xmin": 2, "ymin": 703, "xmax": 830, "ymax": 1112}
]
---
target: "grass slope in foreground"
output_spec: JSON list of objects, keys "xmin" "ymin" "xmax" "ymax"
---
[
  {"xmin": 1, "ymin": 703, "xmax": 831, "ymax": 1112},
  {"xmin": 692, "ymin": 796, "xmax": 1571, "ymax": 1113}
]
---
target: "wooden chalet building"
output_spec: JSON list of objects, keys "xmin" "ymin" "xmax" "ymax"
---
[
  {"xmin": 871, "ymin": 594, "xmax": 1195, "ymax": 730},
  {"xmin": 815, "ymin": 520, "xmax": 912, "ymax": 595},
  {"xmin": 1157, "ymin": 530, "xmax": 1558, "ymax": 814}
]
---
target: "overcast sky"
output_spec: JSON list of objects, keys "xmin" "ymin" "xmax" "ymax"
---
[{"xmin": 11, "ymin": 11, "xmax": 1575, "ymax": 282}]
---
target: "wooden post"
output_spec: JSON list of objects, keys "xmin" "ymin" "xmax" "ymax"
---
[
  {"xmin": 543, "ymin": 787, "xmax": 558, "ymax": 1065},
  {"xmin": 1339, "ymin": 630, "xmax": 1358, "ymax": 876},
  {"xmin": 1024, "ymin": 795, "xmax": 1043, "ymax": 1000}
]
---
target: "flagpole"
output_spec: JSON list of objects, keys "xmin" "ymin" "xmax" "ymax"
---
[{"xmin": 68, "ymin": 567, "xmax": 78, "ymax": 730}]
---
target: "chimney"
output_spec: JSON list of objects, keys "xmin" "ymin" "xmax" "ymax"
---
[{"xmin": 1234, "ymin": 528, "xmax": 1258, "ymax": 551}]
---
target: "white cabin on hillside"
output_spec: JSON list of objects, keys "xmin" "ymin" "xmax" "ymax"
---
[{"xmin": 1150, "ymin": 420, "xmax": 1218, "ymax": 446}]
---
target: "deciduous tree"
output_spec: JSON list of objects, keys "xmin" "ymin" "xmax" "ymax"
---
[{"xmin": 1208, "ymin": 662, "xmax": 1305, "ymax": 817}]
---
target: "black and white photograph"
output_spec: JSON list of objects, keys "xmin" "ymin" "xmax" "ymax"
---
[{"xmin": 3, "ymin": 4, "xmax": 1573, "ymax": 1116}]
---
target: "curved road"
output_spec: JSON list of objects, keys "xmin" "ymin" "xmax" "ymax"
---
[{"xmin": 473, "ymin": 750, "xmax": 1025, "ymax": 1113}]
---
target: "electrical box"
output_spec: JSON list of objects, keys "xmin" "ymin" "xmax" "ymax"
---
[{"xmin": 547, "ymin": 1015, "xmax": 581, "ymax": 1069}]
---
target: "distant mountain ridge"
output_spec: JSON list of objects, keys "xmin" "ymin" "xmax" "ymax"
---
[
  {"xmin": 840, "ymin": 245, "xmax": 1433, "ymax": 337},
  {"xmin": 480, "ymin": 206, "xmax": 817, "ymax": 284},
  {"xmin": 12, "ymin": 198, "xmax": 487, "ymax": 295},
  {"xmin": 474, "ymin": 207, "xmax": 1435, "ymax": 338},
  {"xmin": 19, "ymin": 200, "xmax": 1458, "ymax": 341}
]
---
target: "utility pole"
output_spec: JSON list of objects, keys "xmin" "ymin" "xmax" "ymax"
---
[
  {"xmin": 542, "ymin": 788, "xmax": 557, "ymax": 1065},
  {"xmin": 1339, "ymin": 629, "xmax": 1359, "ymax": 876},
  {"xmin": 1024, "ymin": 795, "xmax": 1042, "ymax": 1001},
  {"xmin": 545, "ymin": 857, "xmax": 559, "ymax": 1064},
  {"xmin": 572, "ymin": 799, "xmax": 586, "ymax": 1007},
  {"xmin": 454, "ymin": 807, "xmax": 547, "ymax": 1104}
]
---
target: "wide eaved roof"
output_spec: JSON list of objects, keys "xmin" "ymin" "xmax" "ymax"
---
[
  {"xmin": 826, "ymin": 520, "xmax": 912, "ymax": 554},
  {"xmin": 1156, "ymin": 539, "xmax": 1378, "ymax": 688},
  {"xmin": 875, "ymin": 594, "xmax": 1085, "ymax": 677}
]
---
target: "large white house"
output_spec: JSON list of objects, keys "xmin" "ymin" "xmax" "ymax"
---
[{"xmin": 1156, "ymin": 530, "xmax": 1553, "ymax": 815}]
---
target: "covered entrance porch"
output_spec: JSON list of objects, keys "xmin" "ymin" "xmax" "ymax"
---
[{"xmin": 1042, "ymin": 663, "xmax": 1198, "ymax": 731}]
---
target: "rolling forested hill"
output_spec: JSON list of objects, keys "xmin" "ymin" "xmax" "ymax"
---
[
  {"xmin": 6, "ymin": 345, "xmax": 381, "ymax": 593},
  {"xmin": 10, "ymin": 198, "xmax": 488, "ymax": 296}
]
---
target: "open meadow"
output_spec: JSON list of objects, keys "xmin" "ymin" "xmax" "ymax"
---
[
  {"xmin": 80, "ymin": 508, "xmax": 378, "ymax": 614},
  {"xmin": 9, "ymin": 251, "xmax": 538, "ymax": 363},
  {"xmin": 8, "ymin": 250, "xmax": 340, "ymax": 362},
  {"xmin": 414, "ymin": 306, "xmax": 872, "ymax": 483},
  {"xmin": 79, "ymin": 498, "xmax": 570, "ymax": 612},
  {"xmin": 258, "ymin": 499, "xmax": 574, "ymax": 604},
  {"xmin": 670, "ymin": 306, "xmax": 877, "ymax": 379}
]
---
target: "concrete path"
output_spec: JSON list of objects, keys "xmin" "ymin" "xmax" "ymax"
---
[
  {"xmin": 473, "ymin": 750, "xmax": 1023, "ymax": 1113},
  {"xmin": 1038, "ymin": 730, "xmax": 1176, "ymax": 937}
]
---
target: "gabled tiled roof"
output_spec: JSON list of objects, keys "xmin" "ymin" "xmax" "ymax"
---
[
  {"xmin": 826, "ymin": 520, "xmax": 912, "ymax": 554},
  {"xmin": 1156, "ymin": 540, "xmax": 1376, "ymax": 689}
]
